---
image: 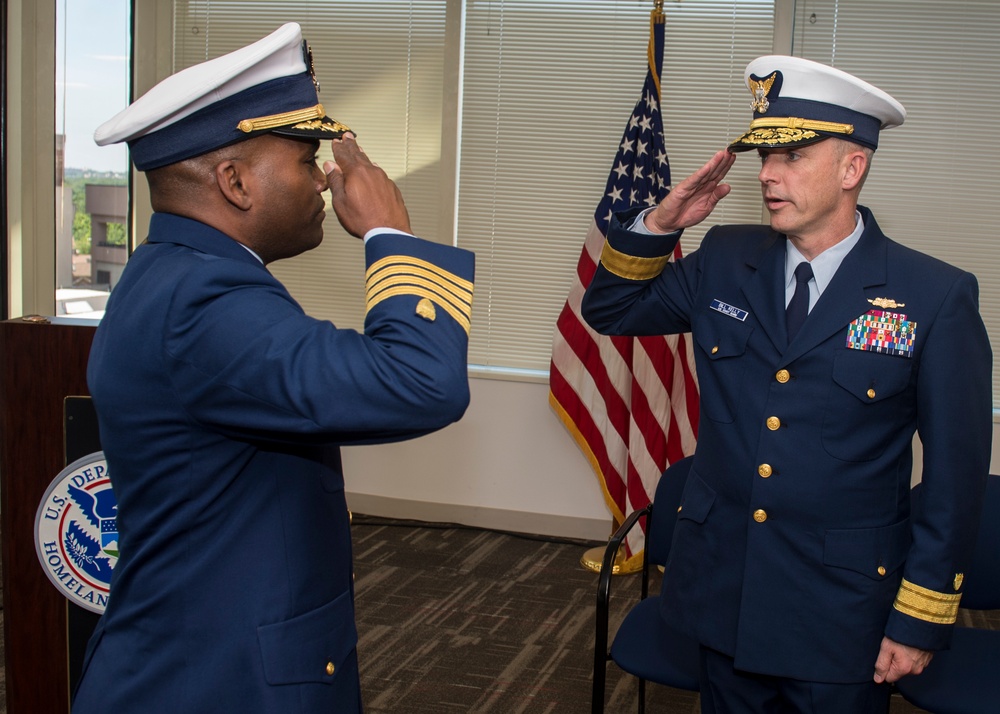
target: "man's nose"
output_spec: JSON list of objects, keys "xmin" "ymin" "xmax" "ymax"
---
[
  {"xmin": 316, "ymin": 167, "xmax": 330, "ymax": 193},
  {"xmin": 758, "ymin": 159, "xmax": 776, "ymax": 184}
]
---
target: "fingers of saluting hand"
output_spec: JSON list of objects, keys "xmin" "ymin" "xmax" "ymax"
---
[
  {"xmin": 645, "ymin": 149, "xmax": 736, "ymax": 233},
  {"xmin": 324, "ymin": 134, "xmax": 412, "ymax": 239},
  {"xmin": 328, "ymin": 132, "xmax": 363, "ymax": 172},
  {"xmin": 677, "ymin": 149, "xmax": 736, "ymax": 196},
  {"xmin": 325, "ymin": 134, "xmax": 377, "ymax": 199}
]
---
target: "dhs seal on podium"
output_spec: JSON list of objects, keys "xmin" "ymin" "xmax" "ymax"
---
[{"xmin": 34, "ymin": 452, "xmax": 117, "ymax": 613}]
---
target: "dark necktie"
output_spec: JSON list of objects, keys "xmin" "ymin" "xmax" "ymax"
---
[{"xmin": 785, "ymin": 261, "xmax": 813, "ymax": 341}]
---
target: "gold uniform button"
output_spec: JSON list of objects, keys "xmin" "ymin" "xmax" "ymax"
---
[
  {"xmin": 775, "ymin": 369, "xmax": 790, "ymax": 383},
  {"xmin": 753, "ymin": 509, "xmax": 768, "ymax": 523},
  {"xmin": 877, "ymin": 566, "xmax": 886, "ymax": 577},
  {"xmin": 766, "ymin": 416, "xmax": 781, "ymax": 431},
  {"xmin": 711, "ymin": 345, "xmax": 719, "ymax": 355},
  {"xmin": 326, "ymin": 662, "xmax": 336, "ymax": 676},
  {"xmin": 867, "ymin": 388, "xmax": 876, "ymax": 399},
  {"xmin": 758, "ymin": 464, "xmax": 772, "ymax": 478}
]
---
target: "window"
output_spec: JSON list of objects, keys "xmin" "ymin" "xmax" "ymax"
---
[
  {"xmin": 791, "ymin": 0, "xmax": 1000, "ymax": 403},
  {"xmin": 168, "ymin": 0, "xmax": 774, "ymax": 375},
  {"xmin": 173, "ymin": 1, "xmax": 449, "ymax": 334},
  {"xmin": 459, "ymin": 0, "xmax": 774, "ymax": 370},
  {"xmin": 55, "ymin": 0, "xmax": 131, "ymax": 320},
  {"xmin": 11, "ymin": 2, "xmax": 1000, "ymax": 405}
]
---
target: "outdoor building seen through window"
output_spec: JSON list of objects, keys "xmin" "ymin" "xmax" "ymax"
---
[{"xmin": 55, "ymin": 0, "xmax": 131, "ymax": 320}]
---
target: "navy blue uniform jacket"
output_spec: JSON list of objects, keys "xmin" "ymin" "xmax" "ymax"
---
[
  {"xmin": 582, "ymin": 206, "xmax": 991, "ymax": 683},
  {"xmin": 73, "ymin": 213, "xmax": 474, "ymax": 713}
]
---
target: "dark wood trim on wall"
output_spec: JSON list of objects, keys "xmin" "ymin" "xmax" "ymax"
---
[{"xmin": 2, "ymin": 0, "xmax": 10, "ymax": 320}]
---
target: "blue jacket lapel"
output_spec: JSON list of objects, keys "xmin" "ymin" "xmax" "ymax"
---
[
  {"xmin": 783, "ymin": 206, "xmax": 889, "ymax": 364},
  {"xmin": 740, "ymin": 231, "xmax": 787, "ymax": 353}
]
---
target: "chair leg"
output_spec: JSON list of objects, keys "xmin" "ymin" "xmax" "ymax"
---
[
  {"xmin": 638, "ymin": 677, "xmax": 646, "ymax": 714},
  {"xmin": 591, "ymin": 657, "xmax": 607, "ymax": 714}
]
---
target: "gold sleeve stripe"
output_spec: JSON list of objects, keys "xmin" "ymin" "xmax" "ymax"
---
[
  {"xmin": 892, "ymin": 578, "xmax": 962, "ymax": 625},
  {"xmin": 368, "ymin": 265, "xmax": 473, "ymax": 309},
  {"xmin": 600, "ymin": 241, "xmax": 671, "ymax": 281},
  {"xmin": 368, "ymin": 286, "xmax": 471, "ymax": 335},
  {"xmin": 367, "ymin": 274, "xmax": 472, "ymax": 320},
  {"xmin": 364, "ymin": 255, "xmax": 473, "ymax": 334},
  {"xmin": 367, "ymin": 255, "xmax": 474, "ymax": 294}
]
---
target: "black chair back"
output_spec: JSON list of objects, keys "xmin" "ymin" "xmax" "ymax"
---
[
  {"xmin": 911, "ymin": 473, "xmax": 1000, "ymax": 610},
  {"xmin": 958, "ymin": 474, "xmax": 1000, "ymax": 610},
  {"xmin": 646, "ymin": 456, "xmax": 693, "ymax": 567}
]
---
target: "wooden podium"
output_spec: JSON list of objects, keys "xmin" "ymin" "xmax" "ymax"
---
[{"xmin": 0, "ymin": 317, "xmax": 100, "ymax": 714}]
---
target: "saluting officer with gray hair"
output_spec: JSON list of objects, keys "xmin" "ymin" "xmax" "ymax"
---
[{"xmin": 583, "ymin": 55, "xmax": 991, "ymax": 714}]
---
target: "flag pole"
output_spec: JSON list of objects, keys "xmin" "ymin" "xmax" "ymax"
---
[{"xmin": 577, "ymin": 0, "xmax": 669, "ymax": 577}]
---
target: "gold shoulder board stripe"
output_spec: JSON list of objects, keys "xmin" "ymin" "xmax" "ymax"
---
[
  {"xmin": 365, "ymin": 256, "xmax": 473, "ymax": 335},
  {"xmin": 600, "ymin": 241, "xmax": 671, "ymax": 281},
  {"xmin": 892, "ymin": 578, "xmax": 962, "ymax": 625}
]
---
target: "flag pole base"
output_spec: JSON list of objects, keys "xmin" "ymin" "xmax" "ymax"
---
[{"xmin": 579, "ymin": 545, "xmax": 642, "ymax": 575}]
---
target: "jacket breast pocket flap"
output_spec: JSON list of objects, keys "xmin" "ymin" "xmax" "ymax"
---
[
  {"xmin": 695, "ymin": 319, "xmax": 752, "ymax": 361},
  {"xmin": 831, "ymin": 350, "xmax": 912, "ymax": 403},
  {"xmin": 823, "ymin": 519, "xmax": 911, "ymax": 581},
  {"xmin": 258, "ymin": 589, "xmax": 358, "ymax": 685},
  {"xmin": 677, "ymin": 471, "xmax": 717, "ymax": 525}
]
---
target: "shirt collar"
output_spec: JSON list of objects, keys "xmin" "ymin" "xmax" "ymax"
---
[
  {"xmin": 784, "ymin": 210, "xmax": 865, "ymax": 294},
  {"xmin": 239, "ymin": 243, "xmax": 264, "ymax": 263}
]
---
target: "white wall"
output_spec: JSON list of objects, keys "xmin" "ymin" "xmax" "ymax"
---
[
  {"xmin": 343, "ymin": 376, "xmax": 614, "ymax": 542},
  {"xmin": 345, "ymin": 375, "xmax": 1000, "ymax": 541}
]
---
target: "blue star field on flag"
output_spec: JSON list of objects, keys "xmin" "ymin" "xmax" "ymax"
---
[{"xmin": 594, "ymin": 44, "xmax": 671, "ymax": 235}]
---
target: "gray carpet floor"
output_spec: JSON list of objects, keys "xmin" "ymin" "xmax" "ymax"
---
[
  {"xmin": 350, "ymin": 517, "xmax": 948, "ymax": 713},
  {"xmin": 4, "ymin": 517, "xmax": 989, "ymax": 712}
]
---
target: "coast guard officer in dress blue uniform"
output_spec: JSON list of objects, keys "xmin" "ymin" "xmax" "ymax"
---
[
  {"xmin": 72, "ymin": 23, "xmax": 474, "ymax": 714},
  {"xmin": 582, "ymin": 56, "xmax": 992, "ymax": 713}
]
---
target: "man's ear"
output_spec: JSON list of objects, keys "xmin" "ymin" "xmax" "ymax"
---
[
  {"xmin": 214, "ymin": 159, "xmax": 253, "ymax": 211},
  {"xmin": 842, "ymin": 150, "xmax": 869, "ymax": 191}
]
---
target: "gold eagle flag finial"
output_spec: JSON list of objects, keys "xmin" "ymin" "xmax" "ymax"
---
[{"xmin": 749, "ymin": 72, "xmax": 777, "ymax": 113}]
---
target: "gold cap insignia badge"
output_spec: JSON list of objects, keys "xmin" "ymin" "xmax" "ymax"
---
[
  {"xmin": 303, "ymin": 41, "xmax": 320, "ymax": 94},
  {"xmin": 954, "ymin": 573, "xmax": 964, "ymax": 591},
  {"xmin": 416, "ymin": 298, "xmax": 437, "ymax": 322},
  {"xmin": 748, "ymin": 72, "xmax": 777, "ymax": 113},
  {"xmin": 868, "ymin": 297, "xmax": 905, "ymax": 309}
]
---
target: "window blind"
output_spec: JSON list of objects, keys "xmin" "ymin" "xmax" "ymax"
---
[
  {"xmin": 791, "ymin": 0, "xmax": 1000, "ymax": 404},
  {"xmin": 458, "ymin": 0, "xmax": 775, "ymax": 370},
  {"xmin": 169, "ymin": 0, "xmax": 774, "ymax": 374},
  {"xmin": 173, "ymin": 1, "xmax": 448, "ymax": 333}
]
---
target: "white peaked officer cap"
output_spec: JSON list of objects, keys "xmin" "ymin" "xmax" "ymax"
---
[
  {"xmin": 94, "ymin": 22, "xmax": 350, "ymax": 171},
  {"xmin": 729, "ymin": 55, "xmax": 906, "ymax": 153}
]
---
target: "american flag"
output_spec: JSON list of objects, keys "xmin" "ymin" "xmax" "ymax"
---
[{"xmin": 548, "ymin": 7, "xmax": 698, "ymax": 566}]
